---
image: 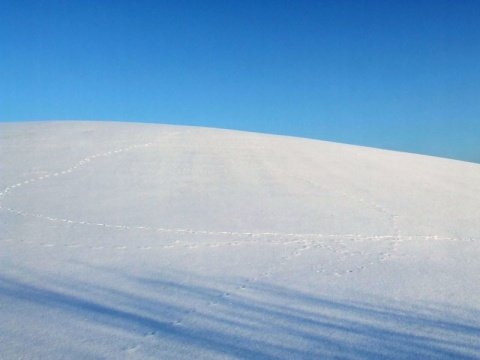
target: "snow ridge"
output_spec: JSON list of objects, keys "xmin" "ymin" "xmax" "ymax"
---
[{"xmin": 1, "ymin": 122, "xmax": 479, "ymax": 359}]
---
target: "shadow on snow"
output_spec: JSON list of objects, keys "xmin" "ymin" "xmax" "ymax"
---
[{"xmin": 0, "ymin": 273, "xmax": 479, "ymax": 359}]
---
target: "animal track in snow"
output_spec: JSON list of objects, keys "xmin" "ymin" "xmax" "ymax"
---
[{"xmin": 1, "ymin": 132, "xmax": 476, "ymax": 278}]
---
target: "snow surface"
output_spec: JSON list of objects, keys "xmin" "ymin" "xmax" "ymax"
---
[{"xmin": 1, "ymin": 121, "xmax": 479, "ymax": 359}]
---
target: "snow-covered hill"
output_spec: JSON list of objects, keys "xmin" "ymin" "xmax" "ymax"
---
[{"xmin": 1, "ymin": 121, "xmax": 479, "ymax": 359}]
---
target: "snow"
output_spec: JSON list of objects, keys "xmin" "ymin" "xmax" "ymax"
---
[{"xmin": 1, "ymin": 121, "xmax": 479, "ymax": 359}]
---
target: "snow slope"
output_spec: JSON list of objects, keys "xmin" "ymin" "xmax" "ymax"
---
[{"xmin": 1, "ymin": 121, "xmax": 479, "ymax": 359}]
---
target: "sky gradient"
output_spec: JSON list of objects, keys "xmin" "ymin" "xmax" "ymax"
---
[{"xmin": 1, "ymin": 0, "xmax": 479, "ymax": 163}]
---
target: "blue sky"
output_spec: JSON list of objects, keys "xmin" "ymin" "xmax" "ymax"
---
[{"xmin": 1, "ymin": 0, "xmax": 479, "ymax": 163}]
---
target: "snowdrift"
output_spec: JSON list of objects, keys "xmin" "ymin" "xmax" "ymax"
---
[{"xmin": 1, "ymin": 121, "xmax": 479, "ymax": 359}]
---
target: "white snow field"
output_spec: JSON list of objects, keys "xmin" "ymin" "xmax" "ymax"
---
[{"xmin": 1, "ymin": 121, "xmax": 479, "ymax": 359}]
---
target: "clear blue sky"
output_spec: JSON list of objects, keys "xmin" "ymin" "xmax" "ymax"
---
[{"xmin": 1, "ymin": 0, "xmax": 479, "ymax": 163}]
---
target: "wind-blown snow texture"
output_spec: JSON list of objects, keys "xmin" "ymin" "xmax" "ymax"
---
[{"xmin": 1, "ymin": 121, "xmax": 479, "ymax": 359}]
